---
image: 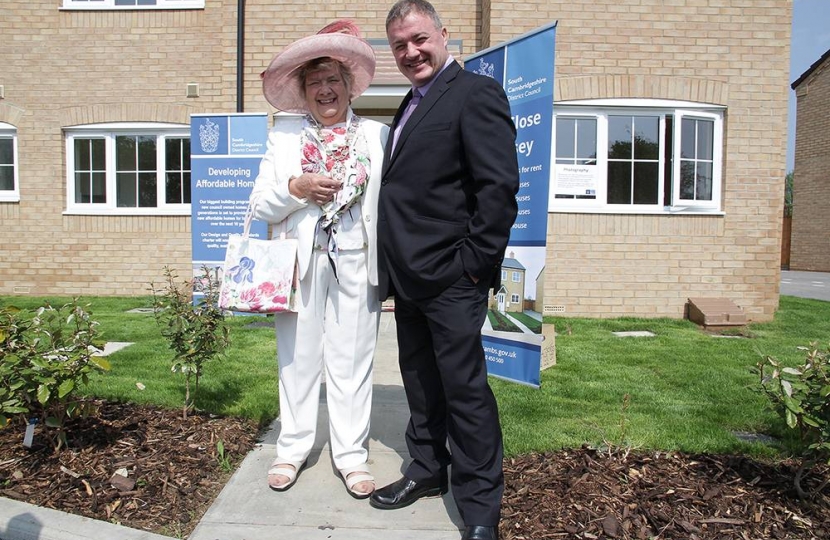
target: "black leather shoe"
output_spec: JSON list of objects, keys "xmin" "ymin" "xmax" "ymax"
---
[
  {"xmin": 462, "ymin": 525, "xmax": 499, "ymax": 540},
  {"xmin": 369, "ymin": 476, "xmax": 448, "ymax": 510}
]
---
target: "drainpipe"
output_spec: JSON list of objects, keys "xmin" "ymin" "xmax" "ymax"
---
[{"xmin": 237, "ymin": 0, "xmax": 245, "ymax": 112}]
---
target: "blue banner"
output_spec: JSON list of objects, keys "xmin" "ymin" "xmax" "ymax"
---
[
  {"xmin": 190, "ymin": 113, "xmax": 269, "ymax": 271},
  {"xmin": 466, "ymin": 22, "xmax": 556, "ymax": 388}
]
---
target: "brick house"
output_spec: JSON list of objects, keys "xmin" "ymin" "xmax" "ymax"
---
[
  {"xmin": 790, "ymin": 48, "xmax": 830, "ymax": 272},
  {"xmin": 490, "ymin": 254, "xmax": 525, "ymax": 314},
  {"xmin": 0, "ymin": 0, "xmax": 791, "ymax": 322}
]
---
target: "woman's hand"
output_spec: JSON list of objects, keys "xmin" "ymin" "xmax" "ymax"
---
[{"xmin": 289, "ymin": 173, "xmax": 342, "ymax": 206}]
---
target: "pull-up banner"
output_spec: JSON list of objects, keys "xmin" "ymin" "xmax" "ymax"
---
[
  {"xmin": 465, "ymin": 22, "xmax": 556, "ymax": 388},
  {"xmin": 190, "ymin": 113, "xmax": 269, "ymax": 283}
]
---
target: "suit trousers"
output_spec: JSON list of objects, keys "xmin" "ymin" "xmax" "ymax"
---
[
  {"xmin": 395, "ymin": 274, "xmax": 504, "ymax": 526},
  {"xmin": 274, "ymin": 248, "xmax": 379, "ymax": 470}
]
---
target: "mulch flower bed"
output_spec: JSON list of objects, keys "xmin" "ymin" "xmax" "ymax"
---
[
  {"xmin": 1, "ymin": 400, "xmax": 829, "ymax": 539},
  {"xmin": 501, "ymin": 447, "xmax": 830, "ymax": 539},
  {"xmin": 0, "ymin": 400, "xmax": 259, "ymax": 538}
]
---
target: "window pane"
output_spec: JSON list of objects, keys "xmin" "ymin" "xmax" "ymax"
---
[
  {"xmin": 679, "ymin": 161, "xmax": 695, "ymax": 200},
  {"xmin": 633, "ymin": 116, "xmax": 659, "ymax": 160},
  {"xmin": 116, "ymin": 172, "xmax": 137, "ymax": 207},
  {"xmin": 116, "ymin": 136, "xmax": 136, "ymax": 171},
  {"xmin": 633, "ymin": 162, "xmax": 659, "ymax": 204},
  {"xmin": 0, "ymin": 167, "xmax": 12, "ymax": 190},
  {"xmin": 681, "ymin": 118, "xmax": 696, "ymax": 159},
  {"xmin": 608, "ymin": 116, "xmax": 632, "ymax": 159},
  {"xmin": 92, "ymin": 172, "xmax": 106, "ymax": 203},
  {"xmin": 555, "ymin": 118, "xmax": 575, "ymax": 160},
  {"xmin": 91, "ymin": 138, "xmax": 106, "ymax": 170},
  {"xmin": 696, "ymin": 162, "xmax": 713, "ymax": 201},
  {"xmin": 166, "ymin": 172, "xmax": 182, "ymax": 204},
  {"xmin": 166, "ymin": 138, "xmax": 182, "ymax": 170},
  {"xmin": 182, "ymin": 138, "xmax": 191, "ymax": 170},
  {"xmin": 183, "ymin": 172, "xmax": 191, "ymax": 203},
  {"xmin": 138, "ymin": 172, "xmax": 157, "ymax": 207},
  {"xmin": 697, "ymin": 119, "xmax": 714, "ymax": 160},
  {"xmin": 0, "ymin": 138, "xmax": 13, "ymax": 164},
  {"xmin": 75, "ymin": 172, "xmax": 90, "ymax": 203},
  {"xmin": 607, "ymin": 161, "xmax": 631, "ymax": 204},
  {"xmin": 576, "ymin": 118, "xmax": 597, "ymax": 164},
  {"xmin": 75, "ymin": 139, "xmax": 91, "ymax": 170},
  {"xmin": 138, "ymin": 136, "xmax": 157, "ymax": 170}
]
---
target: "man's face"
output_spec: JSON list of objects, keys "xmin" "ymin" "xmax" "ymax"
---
[{"xmin": 386, "ymin": 11, "xmax": 449, "ymax": 87}]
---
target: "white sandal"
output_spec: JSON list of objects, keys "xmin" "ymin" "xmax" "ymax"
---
[
  {"xmin": 267, "ymin": 459, "xmax": 305, "ymax": 492},
  {"xmin": 338, "ymin": 463, "xmax": 375, "ymax": 500}
]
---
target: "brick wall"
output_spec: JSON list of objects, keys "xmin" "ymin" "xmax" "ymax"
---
[
  {"xmin": 791, "ymin": 56, "xmax": 830, "ymax": 271},
  {"xmin": 0, "ymin": 0, "xmax": 791, "ymax": 322},
  {"xmin": 488, "ymin": 0, "xmax": 791, "ymax": 321}
]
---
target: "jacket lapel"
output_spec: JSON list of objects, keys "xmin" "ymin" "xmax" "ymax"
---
[{"xmin": 383, "ymin": 62, "xmax": 461, "ymax": 175}]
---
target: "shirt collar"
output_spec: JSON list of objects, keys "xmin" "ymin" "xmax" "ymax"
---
[{"xmin": 413, "ymin": 56, "xmax": 454, "ymax": 99}]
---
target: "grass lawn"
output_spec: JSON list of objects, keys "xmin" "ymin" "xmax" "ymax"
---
[
  {"xmin": 2, "ymin": 294, "xmax": 828, "ymax": 459},
  {"xmin": 505, "ymin": 311, "xmax": 542, "ymax": 333}
]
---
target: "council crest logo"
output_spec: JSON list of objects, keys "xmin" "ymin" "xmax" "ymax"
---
[
  {"xmin": 473, "ymin": 58, "xmax": 495, "ymax": 79},
  {"xmin": 199, "ymin": 118, "xmax": 221, "ymax": 153}
]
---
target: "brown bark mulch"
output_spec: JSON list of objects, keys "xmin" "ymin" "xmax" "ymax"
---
[
  {"xmin": 0, "ymin": 400, "xmax": 259, "ymax": 538},
  {"xmin": 1, "ymin": 400, "xmax": 829, "ymax": 539},
  {"xmin": 501, "ymin": 446, "xmax": 830, "ymax": 540}
]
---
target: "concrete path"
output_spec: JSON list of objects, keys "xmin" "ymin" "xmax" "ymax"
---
[{"xmin": 187, "ymin": 311, "xmax": 463, "ymax": 540}]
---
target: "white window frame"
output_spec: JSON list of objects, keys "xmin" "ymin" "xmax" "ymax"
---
[
  {"xmin": 550, "ymin": 99, "xmax": 725, "ymax": 215},
  {"xmin": 61, "ymin": 0, "xmax": 204, "ymax": 10},
  {"xmin": 511, "ymin": 293, "xmax": 520, "ymax": 303},
  {"xmin": 65, "ymin": 122, "xmax": 191, "ymax": 216},
  {"xmin": 672, "ymin": 110, "xmax": 723, "ymax": 210},
  {"xmin": 0, "ymin": 123, "xmax": 20, "ymax": 203},
  {"xmin": 511, "ymin": 271, "xmax": 521, "ymax": 283}
]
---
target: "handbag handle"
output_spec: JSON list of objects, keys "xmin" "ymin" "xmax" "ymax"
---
[{"xmin": 242, "ymin": 203, "xmax": 288, "ymax": 240}]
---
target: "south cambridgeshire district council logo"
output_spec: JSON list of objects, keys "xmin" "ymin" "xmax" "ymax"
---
[
  {"xmin": 473, "ymin": 58, "xmax": 495, "ymax": 79},
  {"xmin": 199, "ymin": 118, "xmax": 220, "ymax": 153}
]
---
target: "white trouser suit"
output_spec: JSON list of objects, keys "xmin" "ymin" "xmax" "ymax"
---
[
  {"xmin": 249, "ymin": 114, "xmax": 389, "ymax": 471},
  {"xmin": 275, "ymin": 247, "xmax": 378, "ymax": 469}
]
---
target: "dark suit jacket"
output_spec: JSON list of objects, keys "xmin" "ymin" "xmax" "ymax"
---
[{"xmin": 378, "ymin": 61, "xmax": 520, "ymax": 301}]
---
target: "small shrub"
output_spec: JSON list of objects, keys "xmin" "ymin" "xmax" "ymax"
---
[
  {"xmin": 757, "ymin": 342, "xmax": 830, "ymax": 498},
  {"xmin": 0, "ymin": 300, "xmax": 110, "ymax": 451},
  {"xmin": 151, "ymin": 266, "xmax": 230, "ymax": 419}
]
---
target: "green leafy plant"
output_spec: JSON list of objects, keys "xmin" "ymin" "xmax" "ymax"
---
[
  {"xmin": 758, "ymin": 342, "xmax": 830, "ymax": 498},
  {"xmin": 0, "ymin": 300, "xmax": 110, "ymax": 450},
  {"xmin": 216, "ymin": 439, "xmax": 233, "ymax": 473},
  {"xmin": 151, "ymin": 266, "xmax": 230, "ymax": 419}
]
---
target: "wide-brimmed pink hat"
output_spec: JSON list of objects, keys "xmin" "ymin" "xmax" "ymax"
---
[{"xmin": 261, "ymin": 20, "xmax": 376, "ymax": 114}]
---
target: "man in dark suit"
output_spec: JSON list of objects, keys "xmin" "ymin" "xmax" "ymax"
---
[{"xmin": 369, "ymin": 2, "xmax": 519, "ymax": 539}]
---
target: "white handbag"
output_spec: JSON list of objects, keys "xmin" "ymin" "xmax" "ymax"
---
[{"xmin": 218, "ymin": 209, "xmax": 298, "ymax": 313}]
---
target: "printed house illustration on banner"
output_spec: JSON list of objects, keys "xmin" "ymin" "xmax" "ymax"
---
[{"xmin": 490, "ymin": 252, "xmax": 525, "ymax": 313}]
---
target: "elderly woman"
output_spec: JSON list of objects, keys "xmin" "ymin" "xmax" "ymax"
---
[{"xmin": 250, "ymin": 20, "xmax": 389, "ymax": 499}]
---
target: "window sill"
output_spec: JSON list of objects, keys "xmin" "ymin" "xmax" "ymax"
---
[
  {"xmin": 549, "ymin": 206, "xmax": 724, "ymax": 216},
  {"xmin": 60, "ymin": 6, "xmax": 204, "ymax": 11},
  {"xmin": 63, "ymin": 208, "xmax": 191, "ymax": 217}
]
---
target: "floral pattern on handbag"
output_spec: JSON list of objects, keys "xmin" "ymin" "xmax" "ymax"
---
[{"xmin": 218, "ymin": 210, "xmax": 298, "ymax": 313}]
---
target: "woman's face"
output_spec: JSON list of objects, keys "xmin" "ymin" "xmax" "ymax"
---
[{"xmin": 303, "ymin": 63, "xmax": 350, "ymax": 126}]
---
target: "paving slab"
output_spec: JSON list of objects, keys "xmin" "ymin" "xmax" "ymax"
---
[
  {"xmin": 0, "ymin": 497, "xmax": 174, "ymax": 540},
  {"xmin": 190, "ymin": 312, "xmax": 463, "ymax": 540}
]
